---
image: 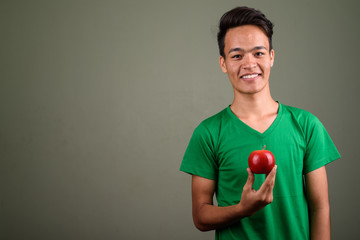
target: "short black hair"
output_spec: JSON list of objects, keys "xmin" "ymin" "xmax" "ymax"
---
[{"xmin": 217, "ymin": 6, "xmax": 274, "ymax": 58}]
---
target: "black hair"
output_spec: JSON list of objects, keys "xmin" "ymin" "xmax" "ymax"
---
[{"xmin": 217, "ymin": 6, "xmax": 274, "ymax": 58}]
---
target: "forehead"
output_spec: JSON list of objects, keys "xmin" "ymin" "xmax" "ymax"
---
[{"xmin": 224, "ymin": 25, "xmax": 269, "ymax": 50}]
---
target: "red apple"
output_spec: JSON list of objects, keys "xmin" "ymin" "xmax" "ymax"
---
[{"xmin": 248, "ymin": 145, "xmax": 275, "ymax": 174}]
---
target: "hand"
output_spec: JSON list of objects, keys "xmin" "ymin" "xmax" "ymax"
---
[{"xmin": 237, "ymin": 165, "xmax": 277, "ymax": 217}]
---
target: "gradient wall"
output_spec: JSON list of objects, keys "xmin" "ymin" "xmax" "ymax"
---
[{"xmin": 1, "ymin": 0, "xmax": 359, "ymax": 239}]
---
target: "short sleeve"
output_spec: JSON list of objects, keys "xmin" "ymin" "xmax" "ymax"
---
[
  {"xmin": 303, "ymin": 115, "xmax": 341, "ymax": 174},
  {"xmin": 180, "ymin": 123, "xmax": 218, "ymax": 180}
]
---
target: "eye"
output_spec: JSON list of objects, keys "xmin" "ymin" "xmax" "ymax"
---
[
  {"xmin": 232, "ymin": 54, "xmax": 242, "ymax": 59},
  {"xmin": 255, "ymin": 52, "xmax": 265, "ymax": 57}
]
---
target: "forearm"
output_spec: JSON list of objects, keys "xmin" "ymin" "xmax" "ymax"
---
[
  {"xmin": 192, "ymin": 167, "xmax": 276, "ymax": 232},
  {"xmin": 194, "ymin": 203, "xmax": 245, "ymax": 231},
  {"xmin": 309, "ymin": 206, "xmax": 330, "ymax": 240}
]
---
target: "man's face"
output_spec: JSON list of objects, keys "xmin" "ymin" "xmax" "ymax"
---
[{"xmin": 219, "ymin": 25, "xmax": 274, "ymax": 95}]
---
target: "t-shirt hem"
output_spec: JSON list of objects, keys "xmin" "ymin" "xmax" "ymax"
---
[
  {"xmin": 304, "ymin": 153, "xmax": 341, "ymax": 174},
  {"xmin": 180, "ymin": 166, "xmax": 217, "ymax": 180}
]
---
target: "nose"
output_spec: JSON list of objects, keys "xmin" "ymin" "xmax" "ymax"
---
[{"xmin": 242, "ymin": 54, "xmax": 257, "ymax": 69}]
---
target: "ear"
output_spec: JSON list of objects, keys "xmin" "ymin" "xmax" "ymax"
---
[
  {"xmin": 219, "ymin": 56, "xmax": 227, "ymax": 73},
  {"xmin": 270, "ymin": 49, "xmax": 275, "ymax": 67}
]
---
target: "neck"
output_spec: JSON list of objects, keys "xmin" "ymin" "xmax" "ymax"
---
[{"xmin": 230, "ymin": 89, "xmax": 278, "ymax": 118}]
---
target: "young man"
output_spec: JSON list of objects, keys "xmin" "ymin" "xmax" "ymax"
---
[{"xmin": 180, "ymin": 6, "xmax": 340, "ymax": 240}]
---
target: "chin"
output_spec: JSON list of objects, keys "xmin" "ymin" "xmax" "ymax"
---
[{"xmin": 235, "ymin": 85, "xmax": 268, "ymax": 95}]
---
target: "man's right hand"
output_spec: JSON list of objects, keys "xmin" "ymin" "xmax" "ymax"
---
[
  {"xmin": 191, "ymin": 165, "xmax": 277, "ymax": 231},
  {"xmin": 237, "ymin": 165, "xmax": 277, "ymax": 217}
]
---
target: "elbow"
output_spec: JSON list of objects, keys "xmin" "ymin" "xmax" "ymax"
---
[
  {"xmin": 193, "ymin": 217, "xmax": 213, "ymax": 232},
  {"xmin": 192, "ymin": 203, "xmax": 216, "ymax": 231},
  {"xmin": 309, "ymin": 204, "xmax": 330, "ymax": 215},
  {"xmin": 194, "ymin": 221, "xmax": 212, "ymax": 232},
  {"xmin": 309, "ymin": 200, "xmax": 330, "ymax": 214}
]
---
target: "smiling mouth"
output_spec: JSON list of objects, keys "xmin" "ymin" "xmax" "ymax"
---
[{"xmin": 241, "ymin": 73, "xmax": 261, "ymax": 79}]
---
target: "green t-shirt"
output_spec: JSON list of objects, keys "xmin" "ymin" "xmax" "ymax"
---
[{"xmin": 180, "ymin": 103, "xmax": 340, "ymax": 240}]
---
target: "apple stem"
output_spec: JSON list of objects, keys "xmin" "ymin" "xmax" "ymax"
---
[{"xmin": 262, "ymin": 145, "xmax": 266, "ymax": 150}]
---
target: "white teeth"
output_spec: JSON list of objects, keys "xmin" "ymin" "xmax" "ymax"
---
[{"xmin": 242, "ymin": 74, "xmax": 259, "ymax": 79}]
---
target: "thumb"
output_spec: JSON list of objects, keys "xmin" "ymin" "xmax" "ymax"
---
[{"xmin": 243, "ymin": 168, "xmax": 255, "ymax": 191}]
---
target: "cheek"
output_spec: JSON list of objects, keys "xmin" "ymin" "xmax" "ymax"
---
[
  {"xmin": 260, "ymin": 62, "xmax": 272, "ymax": 73},
  {"xmin": 227, "ymin": 63, "xmax": 239, "ymax": 74}
]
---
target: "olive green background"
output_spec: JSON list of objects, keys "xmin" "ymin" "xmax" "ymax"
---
[{"xmin": 1, "ymin": 0, "xmax": 359, "ymax": 239}]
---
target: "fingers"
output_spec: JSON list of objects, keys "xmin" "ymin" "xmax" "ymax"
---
[
  {"xmin": 243, "ymin": 168, "xmax": 255, "ymax": 192},
  {"xmin": 239, "ymin": 167, "xmax": 277, "ymax": 216},
  {"xmin": 268, "ymin": 165, "xmax": 277, "ymax": 179},
  {"xmin": 265, "ymin": 165, "xmax": 276, "ymax": 178},
  {"xmin": 260, "ymin": 165, "xmax": 277, "ymax": 193}
]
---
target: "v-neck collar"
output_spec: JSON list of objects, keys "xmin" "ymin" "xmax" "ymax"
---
[{"xmin": 226, "ymin": 102, "xmax": 283, "ymax": 138}]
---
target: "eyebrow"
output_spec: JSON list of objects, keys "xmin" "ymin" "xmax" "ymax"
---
[{"xmin": 228, "ymin": 46, "xmax": 267, "ymax": 54}]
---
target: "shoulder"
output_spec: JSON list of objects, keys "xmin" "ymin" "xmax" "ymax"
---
[
  {"xmin": 282, "ymin": 104, "xmax": 315, "ymax": 118},
  {"xmin": 280, "ymin": 103, "xmax": 324, "ymax": 137},
  {"xmin": 191, "ymin": 107, "xmax": 230, "ymax": 147},
  {"xmin": 281, "ymin": 103, "xmax": 319, "ymax": 124},
  {"xmin": 196, "ymin": 107, "xmax": 229, "ymax": 132}
]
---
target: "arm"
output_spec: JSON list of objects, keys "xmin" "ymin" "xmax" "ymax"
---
[
  {"xmin": 192, "ymin": 166, "xmax": 277, "ymax": 231},
  {"xmin": 305, "ymin": 166, "xmax": 331, "ymax": 240}
]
